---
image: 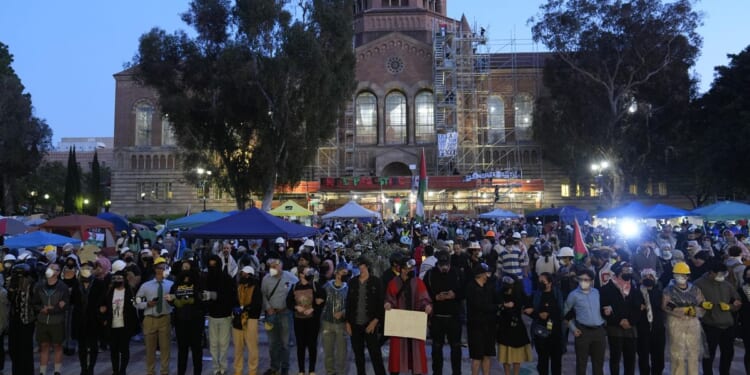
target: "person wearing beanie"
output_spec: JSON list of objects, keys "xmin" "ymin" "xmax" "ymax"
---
[{"xmin": 134, "ymin": 257, "xmax": 174, "ymax": 375}]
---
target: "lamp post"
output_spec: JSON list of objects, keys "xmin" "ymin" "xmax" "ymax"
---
[
  {"xmin": 29, "ymin": 190, "xmax": 37, "ymax": 213},
  {"xmin": 197, "ymin": 168, "xmax": 212, "ymax": 211}
]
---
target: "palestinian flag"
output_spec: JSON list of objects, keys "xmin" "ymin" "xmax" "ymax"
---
[
  {"xmin": 573, "ymin": 218, "xmax": 588, "ymax": 261},
  {"xmin": 415, "ymin": 148, "xmax": 427, "ymax": 221}
]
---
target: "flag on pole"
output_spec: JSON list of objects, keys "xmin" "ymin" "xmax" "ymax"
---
[
  {"xmin": 415, "ymin": 148, "xmax": 427, "ymax": 221},
  {"xmin": 573, "ymin": 218, "xmax": 588, "ymax": 261}
]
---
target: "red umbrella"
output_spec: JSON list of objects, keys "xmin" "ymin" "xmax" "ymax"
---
[{"xmin": 0, "ymin": 218, "xmax": 29, "ymax": 235}]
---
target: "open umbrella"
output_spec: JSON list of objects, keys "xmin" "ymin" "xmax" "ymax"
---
[
  {"xmin": 690, "ymin": 201, "xmax": 750, "ymax": 221},
  {"xmin": 0, "ymin": 218, "xmax": 29, "ymax": 235}
]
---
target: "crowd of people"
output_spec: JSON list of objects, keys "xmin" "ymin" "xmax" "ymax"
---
[{"xmin": 0, "ymin": 217, "xmax": 750, "ymax": 375}]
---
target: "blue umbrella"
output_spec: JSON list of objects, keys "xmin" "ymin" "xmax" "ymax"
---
[
  {"xmin": 642, "ymin": 204, "xmax": 690, "ymax": 219},
  {"xmin": 690, "ymin": 201, "xmax": 750, "ymax": 220},
  {"xmin": 5, "ymin": 231, "xmax": 83, "ymax": 249}
]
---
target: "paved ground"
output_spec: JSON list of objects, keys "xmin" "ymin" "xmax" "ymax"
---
[{"xmin": 12, "ymin": 322, "xmax": 748, "ymax": 374}]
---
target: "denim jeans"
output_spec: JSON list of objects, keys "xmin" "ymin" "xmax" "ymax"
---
[
  {"xmin": 322, "ymin": 321, "xmax": 348, "ymax": 375},
  {"xmin": 266, "ymin": 310, "xmax": 291, "ymax": 374},
  {"xmin": 208, "ymin": 316, "xmax": 232, "ymax": 374}
]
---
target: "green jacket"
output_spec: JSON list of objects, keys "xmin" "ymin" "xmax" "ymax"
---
[{"xmin": 694, "ymin": 273, "xmax": 740, "ymax": 329}]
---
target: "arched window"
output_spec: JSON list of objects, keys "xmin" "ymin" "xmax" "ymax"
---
[
  {"xmin": 162, "ymin": 115, "xmax": 176, "ymax": 146},
  {"xmin": 386, "ymin": 0, "xmax": 408, "ymax": 6},
  {"xmin": 134, "ymin": 102, "xmax": 154, "ymax": 146},
  {"xmin": 488, "ymin": 95, "xmax": 505, "ymax": 144},
  {"xmin": 355, "ymin": 92, "xmax": 377, "ymax": 145},
  {"xmin": 415, "ymin": 91, "xmax": 434, "ymax": 144},
  {"xmin": 385, "ymin": 91, "xmax": 407, "ymax": 145},
  {"xmin": 514, "ymin": 93, "xmax": 533, "ymax": 141}
]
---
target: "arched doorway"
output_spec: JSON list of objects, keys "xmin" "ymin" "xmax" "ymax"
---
[{"xmin": 381, "ymin": 161, "xmax": 412, "ymax": 177}]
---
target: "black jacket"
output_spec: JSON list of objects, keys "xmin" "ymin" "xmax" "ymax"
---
[
  {"xmin": 423, "ymin": 267, "xmax": 463, "ymax": 317},
  {"xmin": 71, "ymin": 277, "xmax": 107, "ymax": 340},
  {"xmin": 599, "ymin": 280, "xmax": 643, "ymax": 334},
  {"xmin": 169, "ymin": 270, "xmax": 205, "ymax": 322},
  {"xmin": 346, "ymin": 274, "xmax": 385, "ymax": 325},
  {"xmin": 203, "ymin": 269, "xmax": 238, "ymax": 318},
  {"xmin": 465, "ymin": 279, "xmax": 496, "ymax": 328},
  {"xmin": 101, "ymin": 286, "xmax": 139, "ymax": 338}
]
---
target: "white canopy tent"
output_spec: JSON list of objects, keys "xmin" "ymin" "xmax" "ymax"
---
[{"xmin": 322, "ymin": 200, "xmax": 382, "ymax": 220}]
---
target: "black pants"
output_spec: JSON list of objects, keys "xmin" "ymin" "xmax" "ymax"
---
[
  {"xmin": 608, "ymin": 335, "xmax": 636, "ymax": 375},
  {"xmin": 175, "ymin": 318, "xmax": 203, "ymax": 375},
  {"xmin": 351, "ymin": 323, "xmax": 386, "ymax": 375},
  {"xmin": 637, "ymin": 327, "xmax": 665, "ymax": 375},
  {"xmin": 8, "ymin": 318, "xmax": 34, "ymax": 375},
  {"xmin": 431, "ymin": 316, "xmax": 462, "ymax": 375},
  {"xmin": 702, "ymin": 324, "xmax": 735, "ymax": 375},
  {"xmin": 535, "ymin": 333, "xmax": 563, "ymax": 375},
  {"xmin": 294, "ymin": 317, "xmax": 321, "ymax": 373},
  {"xmin": 78, "ymin": 335, "xmax": 99, "ymax": 375},
  {"xmin": 0, "ymin": 331, "xmax": 5, "ymax": 372},
  {"xmin": 574, "ymin": 326, "xmax": 606, "ymax": 375},
  {"xmin": 110, "ymin": 327, "xmax": 131, "ymax": 375}
]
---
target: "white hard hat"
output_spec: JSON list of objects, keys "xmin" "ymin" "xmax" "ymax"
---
[
  {"xmin": 304, "ymin": 239, "xmax": 315, "ymax": 247},
  {"xmin": 275, "ymin": 237, "xmax": 285, "ymax": 244},
  {"xmin": 3, "ymin": 254, "xmax": 16, "ymax": 262},
  {"xmin": 512, "ymin": 232, "xmax": 522, "ymax": 239},
  {"xmin": 558, "ymin": 247, "xmax": 574, "ymax": 258},
  {"xmin": 17, "ymin": 251, "xmax": 31, "ymax": 261},
  {"xmin": 111, "ymin": 260, "xmax": 127, "ymax": 274},
  {"xmin": 241, "ymin": 265, "xmax": 255, "ymax": 275},
  {"xmin": 160, "ymin": 249, "xmax": 169, "ymax": 256},
  {"xmin": 119, "ymin": 246, "xmax": 131, "ymax": 254}
]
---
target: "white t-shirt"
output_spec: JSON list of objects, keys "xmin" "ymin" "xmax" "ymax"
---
[{"xmin": 112, "ymin": 288, "xmax": 125, "ymax": 329}]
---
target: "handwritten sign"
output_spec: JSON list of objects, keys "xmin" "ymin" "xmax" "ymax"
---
[{"xmin": 384, "ymin": 309, "xmax": 428, "ymax": 341}]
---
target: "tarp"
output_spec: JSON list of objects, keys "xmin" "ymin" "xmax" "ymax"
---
[
  {"xmin": 322, "ymin": 201, "xmax": 381, "ymax": 220},
  {"xmin": 527, "ymin": 206, "xmax": 590, "ymax": 224},
  {"xmin": 0, "ymin": 218, "xmax": 29, "ymax": 235},
  {"xmin": 478, "ymin": 208, "xmax": 522, "ymax": 219},
  {"xmin": 164, "ymin": 210, "xmax": 234, "ymax": 231},
  {"xmin": 268, "ymin": 200, "xmax": 314, "ymax": 217},
  {"xmin": 596, "ymin": 202, "xmax": 650, "ymax": 219},
  {"xmin": 690, "ymin": 201, "xmax": 750, "ymax": 221},
  {"xmin": 642, "ymin": 204, "xmax": 690, "ymax": 219},
  {"xmin": 182, "ymin": 207, "xmax": 318, "ymax": 239},
  {"xmin": 97, "ymin": 212, "xmax": 130, "ymax": 233},
  {"xmin": 5, "ymin": 231, "xmax": 83, "ymax": 249}
]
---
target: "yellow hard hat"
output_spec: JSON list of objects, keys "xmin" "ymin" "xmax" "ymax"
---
[
  {"xmin": 154, "ymin": 257, "xmax": 167, "ymax": 266},
  {"xmin": 43, "ymin": 245, "xmax": 56, "ymax": 253},
  {"xmin": 672, "ymin": 262, "xmax": 690, "ymax": 275}
]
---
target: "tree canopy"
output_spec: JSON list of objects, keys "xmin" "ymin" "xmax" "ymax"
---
[
  {"xmin": 529, "ymin": 0, "xmax": 701, "ymax": 206},
  {"xmin": 133, "ymin": 0, "xmax": 356, "ymax": 210},
  {"xmin": 0, "ymin": 42, "xmax": 52, "ymax": 214}
]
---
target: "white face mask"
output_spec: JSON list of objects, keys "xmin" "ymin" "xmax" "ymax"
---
[
  {"xmin": 715, "ymin": 275, "xmax": 726, "ymax": 283},
  {"xmin": 80, "ymin": 269, "xmax": 92, "ymax": 278},
  {"xmin": 45, "ymin": 268, "xmax": 56, "ymax": 279},
  {"xmin": 662, "ymin": 251, "xmax": 673, "ymax": 260},
  {"xmin": 579, "ymin": 281, "xmax": 591, "ymax": 290},
  {"xmin": 269, "ymin": 268, "xmax": 279, "ymax": 277},
  {"xmin": 675, "ymin": 275, "xmax": 688, "ymax": 285}
]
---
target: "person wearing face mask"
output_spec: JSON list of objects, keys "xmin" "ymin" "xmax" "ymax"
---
[
  {"xmin": 556, "ymin": 247, "xmax": 577, "ymax": 299},
  {"xmin": 632, "ymin": 241, "xmax": 661, "ymax": 282},
  {"xmin": 423, "ymin": 251, "xmax": 463, "ymax": 375},
  {"xmin": 657, "ymin": 246, "xmax": 675, "ymax": 288},
  {"xmin": 531, "ymin": 272, "xmax": 564, "ymax": 375},
  {"xmin": 70, "ymin": 260, "xmax": 107, "ymax": 375},
  {"xmin": 694, "ymin": 261, "xmax": 741, "ymax": 375},
  {"xmin": 724, "ymin": 245, "xmax": 745, "ymax": 289},
  {"xmin": 737, "ymin": 267, "xmax": 750, "ymax": 373},
  {"xmin": 662, "ymin": 261, "xmax": 705, "ymax": 375},
  {"xmin": 465, "ymin": 262, "xmax": 495, "ymax": 375},
  {"xmin": 60, "ymin": 254, "xmax": 79, "ymax": 356},
  {"xmin": 496, "ymin": 275, "xmax": 533, "ymax": 375},
  {"xmin": 345, "ymin": 255, "xmax": 386, "ymax": 375},
  {"xmin": 31, "ymin": 262, "xmax": 69, "ymax": 375},
  {"xmin": 599, "ymin": 261, "xmax": 642, "ymax": 375},
  {"xmin": 203, "ymin": 254, "xmax": 238, "ymax": 375},
  {"xmin": 564, "ymin": 268, "xmax": 606, "ymax": 375},
  {"xmin": 232, "ymin": 265, "xmax": 262, "ymax": 375},
  {"xmin": 169, "ymin": 259, "xmax": 205, "ymax": 375},
  {"xmin": 101, "ymin": 267, "xmax": 138, "ymax": 375},
  {"xmin": 636, "ymin": 268, "xmax": 666, "ymax": 375},
  {"xmin": 321, "ymin": 263, "xmax": 350, "ymax": 375},
  {"xmin": 119, "ymin": 248, "xmax": 142, "ymax": 291},
  {"xmin": 262, "ymin": 258, "xmax": 298, "ymax": 375},
  {"xmin": 287, "ymin": 266, "xmax": 326, "ymax": 375}
]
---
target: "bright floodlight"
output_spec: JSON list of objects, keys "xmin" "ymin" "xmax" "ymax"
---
[
  {"xmin": 591, "ymin": 163, "xmax": 599, "ymax": 171},
  {"xmin": 619, "ymin": 219, "xmax": 640, "ymax": 238},
  {"xmin": 600, "ymin": 161, "xmax": 609, "ymax": 169}
]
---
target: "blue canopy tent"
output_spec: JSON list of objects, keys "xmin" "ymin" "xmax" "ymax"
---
[
  {"xmin": 527, "ymin": 206, "xmax": 590, "ymax": 224},
  {"xmin": 596, "ymin": 202, "xmax": 650, "ymax": 219},
  {"xmin": 642, "ymin": 204, "xmax": 690, "ymax": 219},
  {"xmin": 165, "ymin": 210, "xmax": 235, "ymax": 231},
  {"xmin": 690, "ymin": 201, "xmax": 750, "ymax": 221},
  {"xmin": 478, "ymin": 208, "xmax": 522, "ymax": 219},
  {"xmin": 182, "ymin": 207, "xmax": 318, "ymax": 239},
  {"xmin": 5, "ymin": 231, "xmax": 83, "ymax": 249},
  {"xmin": 97, "ymin": 212, "xmax": 130, "ymax": 233}
]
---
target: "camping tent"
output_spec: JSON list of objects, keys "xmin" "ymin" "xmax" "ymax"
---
[
  {"xmin": 40, "ymin": 215, "xmax": 116, "ymax": 252},
  {"xmin": 596, "ymin": 202, "xmax": 650, "ymax": 219},
  {"xmin": 268, "ymin": 200, "xmax": 314, "ymax": 217},
  {"xmin": 478, "ymin": 208, "xmax": 521, "ymax": 219},
  {"xmin": 690, "ymin": 201, "xmax": 750, "ymax": 221},
  {"xmin": 182, "ymin": 207, "xmax": 318, "ymax": 239},
  {"xmin": 97, "ymin": 212, "xmax": 130, "ymax": 233},
  {"xmin": 527, "ymin": 206, "xmax": 590, "ymax": 224},
  {"xmin": 164, "ymin": 210, "xmax": 234, "ymax": 231},
  {"xmin": 322, "ymin": 201, "xmax": 381, "ymax": 220},
  {"xmin": 0, "ymin": 218, "xmax": 29, "ymax": 235},
  {"xmin": 5, "ymin": 231, "xmax": 83, "ymax": 249}
]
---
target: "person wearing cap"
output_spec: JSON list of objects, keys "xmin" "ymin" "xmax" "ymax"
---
[
  {"xmin": 31, "ymin": 262, "xmax": 69, "ymax": 375},
  {"xmin": 70, "ymin": 260, "xmax": 107, "ymax": 375},
  {"xmin": 204, "ymin": 253, "xmax": 238, "ymax": 375},
  {"xmin": 423, "ymin": 250, "xmax": 463, "ymax": 375},
  {"xmin": 384, "ymin": 256, "xmax": 432, "ymax": 375},
  {"xmin": 345, "ymin": 256, "xmax": 386, "ymax": 375},
  {"xmin": 635, "ymin": 268, "xmax": 666, "ymax": 375},
  {"xmin": 599, "ymin": 261, "xmax": 642, "ymax": 375},
  {"xmin": 232, "ymin": 265, "xmax": 262, "ymax": 375},
  {"xmin": 262, "ymin": 258, "xmax": 298, "ymax": 375},
  {"xmin": 287, "ymin": 265, "xmax": 326, "ymax": 375},
  {"xmin": 169, "ymin": 258, "xmax": 204, "ymax": 375},
  {"xmin": 663, "ymin": 261, "xmax": 705, "ymax": 375},
  {"xmin": 465, "ymin": 262, "xmax": 495, "ymax": 375},
  {"xmin": 694, "ymin": 260, "xmax": 741, "ymax": 375},
  {"xmin": 564, "ymin": 268, "xmax": 607, "ymax": 375},
  {"xmin": 135, "ymin": 257, "xmax": 174, "ymax": 375},
  {"xmin": 321, "ymin": 263, "xmax": 350, "ymax": 375},
  {"xmin": 101, "ymin": 263, "xmax": 139, "ymax": 375}
]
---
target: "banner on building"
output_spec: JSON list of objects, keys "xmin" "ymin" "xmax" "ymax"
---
[{"xmin": 437, "ymin": 132, "xmax": 458, "ymax": 158}]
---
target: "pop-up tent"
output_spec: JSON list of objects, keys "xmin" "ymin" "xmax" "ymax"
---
[
  {"xmin": 478, "ymin": 208, "xmax": 521, "ymax": 219},
  {"xmin": 322, "ymin": 201, "xmax": 381, "ymax": 220},
  {"xmin": 527, "ymin": 206, "xmax": 590, "ymax": 224},
  {"xmin": 5, "ymin": 231, "xmax": 83, "ymax": 249},
  {"xmin": 40, "ymin": 214, "xmax": 115, "ymax": 252},
  {"xmin": 691, "ymin": 201, "xmax": 750, "ymax": 221},
  {"xmin": 164, "ymin": 210, "xmax": 235, "ymax": 231},
  {"xmin": 183, "ymin": 207, "xmax": 318, "ymax": 239},
  {"xmin": 596, "ymin": 202, "xmax": 650, "ymax": 219},
  {"xmin": 268, "ymin": 200, "xmax": 314, "ymax": 217},
  {"xmin": 642, "ymin": 204, "xmax": 690, "ymax": 219}
]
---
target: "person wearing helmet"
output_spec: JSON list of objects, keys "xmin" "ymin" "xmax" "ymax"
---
[
  {"xmin": 71, "ymin": 259, "xmax": 107, "ymax": 375},
  {"xmin": 556, "ymin": 247, "xmax": 578, "ymax": 299},
  {"xmin": 102, "ymin": 263, "xmax": 138, "ymax": 375},
  {"xmin": 662, "ymin": 261, "xmax": 705, "ymax": 375},
  {"xmin": 135, "ymin": 256, "xmax": 174, "ymax": 375},
  {"xmin": 232, "ymin": 265, "xmax": 262, "ymax": 375},
  {"xmin": 32, "ymin": 262, "xmax": 70, "ymax": 375}
]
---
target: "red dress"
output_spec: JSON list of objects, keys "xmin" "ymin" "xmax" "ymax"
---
[{"xmin": 385, "ymin": 275, "xmax": 431, "ymax": 374}]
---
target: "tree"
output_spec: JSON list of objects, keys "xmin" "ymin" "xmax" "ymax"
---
[
  {"xmin": 530, "ymin": 0, "xmax": 701, "ymax": 206},
  {"xmin": 63, "ymin": 146, "xmax": 82, "ymax": 213},
  {"xmin": 134, "ymin": 0, "xmax": 356, "ymax": 210},
  {"xmin": 89, "ymin": 150, "xmax": 102, "ymax": 214},
  {"xmin": 0, "ymin": 42, "xmax": 52, "ymax": 214},
  {"xmin": 19, "ymin": 161, "xmax": 67, "ymax": 213}
]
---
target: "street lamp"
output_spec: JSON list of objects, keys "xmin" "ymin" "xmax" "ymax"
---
[
  {"xmin": 197, "ymin": 168, "xmax": 212, "ymax": 211},
  {"xmin": 29, "ymin": 190, "xmax": 37, "ymax": 213},
  {"xmin": 590, "ymin": 161, "xmax": 610, "ymax": 198}
]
